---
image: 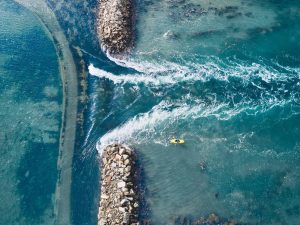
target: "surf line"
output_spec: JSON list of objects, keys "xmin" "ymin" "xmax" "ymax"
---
[{"xmin": 13, "ymin": 1, "xmax": 78, "ymax": 224}]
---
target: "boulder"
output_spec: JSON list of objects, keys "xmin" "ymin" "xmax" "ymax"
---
[
  {"xmin": 101, "ymin": 194, "xmax": 109, "ymax": 199},
  {"xmin": 119, "ymin": 148, "xmax": 125, "ymax": 155},
  {"xmin": 124, "ymin": 159, "xmax": 130, "ymax": 166},
  {"xmin": 119, "ymin": 207, "xmax": 127, "ymax": 213},
  {"xmin": 117, "ymin": 181, "xmax": 126, "ymax": 188},
  {"xmin": 98, "ymin": 144, "xmax": 139, "ymax": 224}
]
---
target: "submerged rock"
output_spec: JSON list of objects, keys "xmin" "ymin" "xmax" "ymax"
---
[
  {"xmin": 163, "ymin": 30, "xmax": 180, "ymax": 40},
  {"xmin": 173, "ymin": 213, "xmax": 242, "ymax": 225}
]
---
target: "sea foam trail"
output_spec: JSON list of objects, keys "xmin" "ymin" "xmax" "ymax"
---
[
  {"xmin": 106, "ymin": 52, "xmax": 190, "ymax": 74},
  {"xmin": 88, "ymin": 64, "xmax": 170, "ymax": 85},
  {"xmin": 96, "ymin": 94, "xmax": 295, "ymax": 155},
  {"xmin": 93, "ymin": 57, "xmax": 300, "ymax": 155},
  {"xmin": 89, "ymin": 59, "xmax": 300, "ymax": 87},
  {"xmin": 96, "ymin": 101, "xmax": 192, "ymax": 154}
]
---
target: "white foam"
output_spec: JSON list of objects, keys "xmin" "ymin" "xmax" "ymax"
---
[
  {"xmin": 94, "ymin": 102, "xmax": 228, "ymax": 154},
  {"xmin": 96, "ymin": 90, "xmax": 297, "ymax": 156},
  {"xmin": 89, "ymin": 57, "xmax": 299, "ymax": 88},
  {"xmin": 106, "ymin": 52, "xmax": 190, "ymax": 74},
  {"xmin": 92, "ymin": 56, "xmax": 300, "ymax": 155},
  {"xmin": 96, "ymin": 101, "xmax": 187, "ymax": 154},
  {"xmin": 88, "ymin": 64, "xmax": 174, "ymax": 85}
]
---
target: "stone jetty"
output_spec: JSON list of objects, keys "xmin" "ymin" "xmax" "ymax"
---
[
  {"xmin": 96, "ymin": 0, "xmax": 134, "ymax": 55},
  {"xmin": 98, "ymin": 144, "xmax": 139, "ymax": 225}
]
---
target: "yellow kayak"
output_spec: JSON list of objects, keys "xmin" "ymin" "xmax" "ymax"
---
[{"xmin": 170, "ymin": 138, "xmax": 185, "ymax": 144}]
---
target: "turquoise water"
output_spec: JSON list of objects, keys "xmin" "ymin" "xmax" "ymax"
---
[
  {"xmin": 0, "ymin": 1, "xmax": 62, "ymax": 224},
  {"xmin": 2, "ymin": 0, "xmax": 300, "ymax": 225},
  {"xmin": 89, "ymin": 0, "xmax": 300, "ymax": 224}
]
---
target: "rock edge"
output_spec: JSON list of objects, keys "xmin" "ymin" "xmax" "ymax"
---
[
  {"xmin": 98, "ymin": 144, "xmax": 140, "ymax": 225},
  {"xmin": 97, "ymin": 0, "xmax": 134, "ymax": 55}
]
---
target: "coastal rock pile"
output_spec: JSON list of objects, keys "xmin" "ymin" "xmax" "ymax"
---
[
  {"xmin": 97, "ymin": 0, "xmax": 134, "ymax": 55},
  {"xmin": 98, "ymin": 144, "xmax": 139, "ymax": 225}
]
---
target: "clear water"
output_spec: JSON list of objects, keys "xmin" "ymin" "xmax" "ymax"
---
[
  {"xmin": 2, "ymin": 0, "xmax": 300, "ymax": 225},
  {"xmin": 0, "ymin": 1, "xmax": 62, "ymax": 224},
  {"xmin": 89, "ymin": 0, "xmax": 300, "ymax": 224}
]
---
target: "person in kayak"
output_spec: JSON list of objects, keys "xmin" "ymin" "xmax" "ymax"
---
[{"xmin": 170, "ymin": 137, "xmax": 185, "ymax": 144}]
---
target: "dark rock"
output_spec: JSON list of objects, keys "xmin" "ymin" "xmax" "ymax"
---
[
  {"xmin": 173, "ymin": 213, "xmax": 243, "ymax": 225},
  {"xmin": 226, "ymin": 12, "xmax": 242, "ymax": 19},
  {"xmin": 198, "ymin": 161, "xmax": 207, "ymax": 171},
  {"xmin": 181, "ymin": 3, "xmax": 207, "ymax": 19},
  {"xmin": 191, "ymin": 30, "xmax": 223, "ymax": 39},
  {"xmin": 244, "ymin": 12, "xmax": 253, "ymax": 18}
]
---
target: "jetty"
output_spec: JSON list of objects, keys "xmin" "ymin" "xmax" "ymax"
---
[
  {"xmin": 96, "ymin": 0, "xmax": 134, "ymax": 54},
  {"xmin": 98, "ymin": 144, "xmax": 140, "ymax": 225}
]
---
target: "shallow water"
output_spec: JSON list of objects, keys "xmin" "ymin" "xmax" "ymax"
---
[
  {"xmin": 0, "ymin": 1, "xmax": 62, "ymax": 224},
  {"xmin": 2, "ymin": 0, "xmax": 300, "ymax": 224}
]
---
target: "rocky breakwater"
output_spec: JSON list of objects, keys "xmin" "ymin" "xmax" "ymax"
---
[
  {"xmin": 97, "ymin": 0, "xmax": 134, "ymax": 55},
  {"xmin": 98, "ymin": 144, "xmax": 140, "ymax": 225}
]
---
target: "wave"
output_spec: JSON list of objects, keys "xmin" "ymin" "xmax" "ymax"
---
[
  {"xmin": 91, "ymin": 56, "xmax": 300, "ymax": 155},
  {"xmin": 89, "ymin": 58, "xmax": 300, "ymax": 87},
  {"xmin": 88, "ymin": 64, "xmax": 172, "ymax": 85},
  {"xmin": 105, "ymin": 52, "xmax": 190, "ymax": 74},
  {"xmin": 96, "ymin": 94, "xmax": 297, "ymax": 155}
]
